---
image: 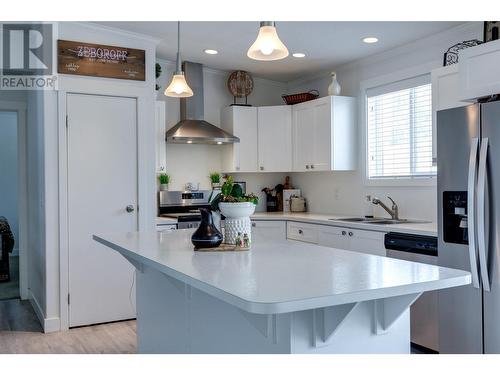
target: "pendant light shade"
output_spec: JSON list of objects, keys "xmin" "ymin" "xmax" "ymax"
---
[
  {"xmin": 165, "ymin": 22, "xmax": 194, "ymax": 98},
  {"xmin": 165, "ymin": 72, "xmax": 193, "ymax": 97},
  {"xmin": 247, "ymin": 21, "xmax": 289, "ymax": 61}
]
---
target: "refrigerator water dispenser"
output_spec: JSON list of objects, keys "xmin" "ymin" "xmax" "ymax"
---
[{"xmin": 442, "ymin": 191, "xmax": 468, "ymax": 244}]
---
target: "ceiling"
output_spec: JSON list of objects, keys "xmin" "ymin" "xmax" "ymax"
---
[{"xmin": 96, "ymin": 21, "xmax": 463, "ymax": 82}]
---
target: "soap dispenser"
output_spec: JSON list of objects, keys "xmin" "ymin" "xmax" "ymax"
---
[{"xmin": 363, "ymin": 194, "xmax": 374, "ymax": 218}]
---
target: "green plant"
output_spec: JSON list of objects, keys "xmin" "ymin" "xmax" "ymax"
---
[
  {"xmin": 158, "ymin": 173, "xmax": 170, "ymax": 185},
  {"xmin": 155, "ymin": 63, "xmax": 162, "ymax": 91},
  {"xmin": 209, "ymin": 172, "xmax": 221, "ymax": 184},
  {"xmin": 209, "ymin": 175, "xmax": 258, "ymax": 211}
]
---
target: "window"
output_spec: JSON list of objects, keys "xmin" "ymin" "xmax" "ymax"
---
[{"xmin": 366, "ymin": 76, "xmax": 435, "ymax": 180}]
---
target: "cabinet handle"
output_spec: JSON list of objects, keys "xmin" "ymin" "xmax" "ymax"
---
[
  {"xmin": 298, "ymin": 229, "xmax": 303, "ymax": 234},
  {"xmin": 348, "ymin": 231, "xmax": 354, "ymax": 237},
  {"xmin": 341, "ymin": 230, "xmax": 347, "ymax": 236},
  {"xmin": 260, "ymin": 166, "xmax": 264, "ymax": 171},
  {"xmin": 252, "ymin": 222, "xmax": 256, "ymax": 227},
  {"xmin": 311, "ymin": 164, "xmax": 315, "ymax": 169},
  {"xmin": 305, "ymin": 165, "xmax": 310, "ymax": 169}
]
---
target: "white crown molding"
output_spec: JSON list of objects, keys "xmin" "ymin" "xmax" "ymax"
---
[
  {"xmin": 288, "ymin": 21, "xmax": 482, "ymax": 88},
  {"xmin": 65, "ymin": 22, "xmax": 162, "ymax": 45}
]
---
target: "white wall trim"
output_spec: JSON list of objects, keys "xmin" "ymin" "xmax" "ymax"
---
[
  {"xmin": 29, "ymin": 289, "xmax": 60, "ymax": 333},
  {"xmin": 0, "ymin": 100, "xmax": 29, "ymax": 300}
]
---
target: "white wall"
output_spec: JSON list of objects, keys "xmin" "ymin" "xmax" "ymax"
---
[
  {"xmin": 0, "ymin": 111, "xmax": 19, "ymax": 252},
  {"xmin": 286, "ymin": 22, "xmax": 483, "ymax": 221},
  {"xmin": 155, "ymin": 59, "xmax": 288, "ymax": 192}
]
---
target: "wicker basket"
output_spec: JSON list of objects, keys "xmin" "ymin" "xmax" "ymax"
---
[{"xmin": 282, "ymin": 90, "xmax": 319, "ymax": 105}]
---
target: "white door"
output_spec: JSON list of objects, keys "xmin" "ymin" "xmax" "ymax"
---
[
  {"xmin": 317, "ymin": 226, "xmax": 349, "ymax": 250},
  {"xmin": 348, "ymin": 229, "xmax": 386, "ymax": 257},
  {"xmin": 257, "ymin": 106, "xmax": 292, "ymax": 172},
  {"xmin": 251, "ymin": 220, "xmax": 286, "ymax": 242},
  {"xmin": 67, "ymin": 93, "xmax": 138, "ymax": 327}
]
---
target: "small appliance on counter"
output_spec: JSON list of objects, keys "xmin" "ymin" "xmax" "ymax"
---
[
  {"xmin": 283, "ymin": 189, "xmax": 301, "ymax": 212},
  {"xmin": 290, "ymin": 196, "xmax": 307, "ymax": 212}
]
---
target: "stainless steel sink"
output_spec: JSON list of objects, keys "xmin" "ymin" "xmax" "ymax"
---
[{"xmin": 329, "ymin": 217, "xmax": 375, "ymax": 222}]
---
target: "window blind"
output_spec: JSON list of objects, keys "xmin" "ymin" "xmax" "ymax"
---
[{"xmin": 367, "ymin": 79, "xmax": 435, "ymax": 179}]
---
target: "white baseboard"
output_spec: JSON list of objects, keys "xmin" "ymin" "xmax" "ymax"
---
[{"xmin": 29, "ymin": 290, "xmax": 60, "ymax": 333}]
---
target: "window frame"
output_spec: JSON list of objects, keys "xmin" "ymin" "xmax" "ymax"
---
[{"xmin": 360, "ymin": 64, "xmax": 437, "ymax": 187}]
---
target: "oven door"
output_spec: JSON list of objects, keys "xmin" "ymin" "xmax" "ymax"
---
[{"xmin": 177, "ymin": 221, "xmax": 200, "ymax": 230}]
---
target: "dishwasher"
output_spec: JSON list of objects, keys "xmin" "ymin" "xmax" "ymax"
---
[{"xmin": 385, "ymin": 232, "xmax": 439, "ymax": 353}]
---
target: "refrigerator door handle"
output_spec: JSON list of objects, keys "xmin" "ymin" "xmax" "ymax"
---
[
  {"xmin": 467, "ymin": 137, "xmax": 480, "ymax": 289},
  {"xmin": 477, "ymin": 137, "xmax": 491, "ymax": 292}
]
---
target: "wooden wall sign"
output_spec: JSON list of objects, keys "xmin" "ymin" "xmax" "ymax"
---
[{"xmin": 58, "ymin": 40, "xmax": 146, "ymax": 81}]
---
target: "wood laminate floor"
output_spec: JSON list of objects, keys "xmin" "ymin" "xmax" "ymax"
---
[{"xmin": 0, "ymin": 299, "xmax": 137, "ymax": 354}]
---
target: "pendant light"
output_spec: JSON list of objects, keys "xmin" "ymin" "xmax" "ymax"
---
[
  {"xmin": 247, "ymin": 21, "xmax": 289, "ymax": 61},
  {"xmin": 165, "ymin": 21, "xmax": 193, "ymax": 98}
]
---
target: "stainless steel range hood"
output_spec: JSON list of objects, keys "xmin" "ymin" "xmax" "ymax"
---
[{"xmin": 166, "ymin": 62, "xmax": 240, "ymax": 145}]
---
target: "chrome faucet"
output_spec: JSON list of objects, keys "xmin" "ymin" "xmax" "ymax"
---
[{"xmin": 372, "ymin": 196, "xmax": 399, "ymax": 220}]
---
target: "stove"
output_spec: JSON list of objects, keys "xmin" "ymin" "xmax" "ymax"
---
[{"xmin": 159, "ymin": 190, "xmax": 214, "ymax": 229}]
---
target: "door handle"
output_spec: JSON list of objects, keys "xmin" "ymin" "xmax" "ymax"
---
[
  {"xmin": 477, "ymin": 138, "xmax": 490, "ymax": 292},
  {"xmin": 126, "ymin": 205, "xmax": 135, "ymax": 213},
  {"xmin": 467, "ymin": 137, "xmax": 480, "ymax": 289}
]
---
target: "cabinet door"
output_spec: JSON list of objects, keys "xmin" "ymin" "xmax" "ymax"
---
[
  {"xmin": 292, "ymin": 104, "xmax": 314, "ymax": 171},
  {"xmin": 311, "ymin": 99, "xmax": 332, "ymax": 171},
  {"xmin": 347, "ymin": 229, "xmax": 386, "ymax": 256},
  {"xmin": 286, "ymin": 221, "xmax": 319, "ymax": 244},
  {"xmin": 221, "ymin": 107, "xmax": 258, "ymax": 172},
  {"xmin": 235, "ymin": 107, "xmax": 258, "ymax": 172},
  {"xmin": 431, "ymin": 65, "xmax": 467, "ymax": 164},
  {"xmin": 251, "ymin": 220, "xmax": 286, "ymax": 242},
  {"xmin": 257, "ymin": 106, "xmax": 292, "ymax": 172},
  {"xmin": 318, "ymin": 225, "xmax": 349, "ymax": 250}
]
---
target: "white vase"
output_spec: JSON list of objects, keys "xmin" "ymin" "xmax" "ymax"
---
[
  {"xmin": 328, "ymin": 72, "xmax": 341, "ymax": 96},
  {"xmin": 219, "ymin": 202, "xmax": 256, "ymax": 244},
  {"xmin": 160, "ymin": 184, "xmax": 169, "ymax": 191}
]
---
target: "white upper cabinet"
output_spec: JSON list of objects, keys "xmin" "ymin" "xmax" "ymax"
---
[
  {"xmin": 292, "ymin": 96, "xmax": 356, "ymax": 172},
  {"xmin": 431, "ymin": 65, "xmax": 468, "ymax": 163},
  {"xmin": 221, "ymin": 106, "xmax": 258, "ymax": 173},
  {"xmin": 459, "ymin": 39, "xmax": 500, "ymax": 101},
  {"xmin": 257, "ymin": 105, "xmax": 292, "ymax": 172}
]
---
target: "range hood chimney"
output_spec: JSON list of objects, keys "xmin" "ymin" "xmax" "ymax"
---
[{"xmin": 166, "ymin": 62, "xmax": 240, "ymax": 145}]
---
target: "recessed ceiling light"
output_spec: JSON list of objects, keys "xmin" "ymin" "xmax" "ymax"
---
[
  {"xmin": 204, "ymin": 49, "xmax": 218, "ymax": 55},
  {"xmin": 292, "ymin": 52, "xmax": 306, "ymax": 58},
  {"xmin": 362, "ymin": 37, "xmax": 379, "ymax": 44}
]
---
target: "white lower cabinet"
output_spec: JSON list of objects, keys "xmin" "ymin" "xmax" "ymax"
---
[
  {"xmin": 286, "ymin": 222, "xmax": 320, "ymax": 244},
  {"xmin": 251, "ymin": 220, "xmax": 286, "ymax": 242},
  {"xmin": 156, "ymin": 224, "xmax": 177, "ymax": 232},
  {"xmin": 286, "ymin": 221, "xmax": 386, "ymax": 256}
]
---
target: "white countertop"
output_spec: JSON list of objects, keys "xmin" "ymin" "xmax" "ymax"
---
[
  {"xmin": 94, "ymin": 230, "xmax": 468, "ymax": 314},
  {"xmin": 250, "ymin": 212, "xmax": 438, "ymax": 237}
]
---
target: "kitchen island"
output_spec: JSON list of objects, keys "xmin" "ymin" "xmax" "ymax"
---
[{"xmin": 94, "ymin": 230, "xmax": 470, "ymax": 354}]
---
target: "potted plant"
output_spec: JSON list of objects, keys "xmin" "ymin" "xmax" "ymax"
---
[
  {"xmin": 209, "ymin": 172, "xmax": 222, "ymax": 189},
  {"xmin": 158, "ymin": 173, "xmax": 170, "ymax": 191},
  {"xmin": 210, "ymin": 175, "xmax": 258, "ymax": 244}
]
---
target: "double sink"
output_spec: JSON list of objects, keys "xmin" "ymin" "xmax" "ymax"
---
[{"xmin": 331, "ymin": 217, "xmax": 429, "ymax": 225}]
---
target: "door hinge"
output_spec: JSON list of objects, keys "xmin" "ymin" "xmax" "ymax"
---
[{"xmin": 67, "ymin": 293, "xmax": 70, "ymax": 305}]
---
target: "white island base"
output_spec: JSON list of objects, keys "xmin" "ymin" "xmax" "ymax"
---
[
  {"xmin": 94, "ymin": 230, "xmax": 469, "ymax": 354},
  {"xmin": 137, "ymin": 265, "xmax": 413, "ymax": 354}
]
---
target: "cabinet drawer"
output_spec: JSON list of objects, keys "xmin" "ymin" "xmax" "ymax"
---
[
  {"xmin": 156, "ymin": 224, "xmax": 177, "ymax": 232},
  {"xmin": 286, "ymin": 222, "xmax": 319, "ymax": 244}
]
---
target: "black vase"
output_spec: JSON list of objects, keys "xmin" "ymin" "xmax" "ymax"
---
[{"xmin": 191, "ymin": 208, "xmax": 223, "ymax": 248}]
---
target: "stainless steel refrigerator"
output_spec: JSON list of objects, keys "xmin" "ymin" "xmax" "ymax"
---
[{"xmin": 438, "ymin": 101, "xmax": 500, "ymax": 353}]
